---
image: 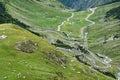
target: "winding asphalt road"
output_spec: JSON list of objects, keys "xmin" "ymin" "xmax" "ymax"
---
[
  {"xmin": 87, "ymin": 50, "xmax": 112, "ymax": 68},
  {"xmin": 80, "ymin": 8, "xmax": 96, "ymax": 39},
  {"xmin": 118, "ymin": 72, "xmax": 120, "ymax": 80},
  {"xmin": 31, "ymin": 7, "xmax": 112, "ymax": 69},
  {"xmin": 57, "ymin": 13, "xmax": 74, "ymax": 31},
  {"xmin": 81, "ymin": 8, "xmax": 112, "ymax": 69}
]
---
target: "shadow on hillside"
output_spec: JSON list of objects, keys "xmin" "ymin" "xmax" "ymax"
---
[
  {"xmin": 59, "ymin": 0, "xmax": 120, "ymax": 11},
  {"xmin": 105, "ymin": 6, "xmax": 120, "ymax": 19},
  {"xmin": 0, "ymin": 2, "xmax": 30, "ymax": 29}
]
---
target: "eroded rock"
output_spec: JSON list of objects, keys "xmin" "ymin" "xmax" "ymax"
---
[
  {"xmin": 46, "ymin": 52, "xmax": 67, "ymax": 67},
  {"xmin": 15, "ymin": 40, "xmax": 38, "ymax": 53}
]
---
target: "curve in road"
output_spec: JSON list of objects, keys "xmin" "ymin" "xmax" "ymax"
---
[
  {"xmin": 80, "ymin": 7, "xmax": 112, "ymax": 69},
  {"xmin": 57, "ymin": 13, "xmax": 74, "ymax": 31},
  {"xmin": 80, "ymin": 8, "xmax": 97, "ymax": 39}
]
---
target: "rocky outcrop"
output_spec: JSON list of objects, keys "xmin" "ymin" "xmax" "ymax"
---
[
  {"xmin": 15, "ymin": 40, "xmax": 38, "ymax": 53},
  {"xmin": 45, "ymin": 52, "xmax": 67, "ymax": 67}
]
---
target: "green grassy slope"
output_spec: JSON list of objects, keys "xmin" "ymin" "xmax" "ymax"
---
[
  {"xmin": 4, "ymin": 0, "xmax": 93, "ymax": 38},
  {"xmin": 5, "ymin": 0, "xmax": 71, "ymax": 29},
  {"xmin": 0, "ymin": 23, "xmax": 115, "ymax": 80},
  {"xmin": 0, "ymin": 0, "xmax": 119, "ymax": 79},
  {"xmin": 61, "ymin": 11, "xmax": 90, "ymax": 37},
  {"xmin": 87, "ymin": 1, "xmax": 120, "ymax": 68},
  {"xmin": 2, "ymin": 0, "xmax": 93, "ymax": 38}
]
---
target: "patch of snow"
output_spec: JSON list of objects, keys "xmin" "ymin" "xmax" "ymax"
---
[{"xmin": 0, "ymin": 35, "xmax": 7, "ymax": 39}]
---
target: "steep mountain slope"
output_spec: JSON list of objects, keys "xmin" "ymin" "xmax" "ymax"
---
[
  {"xmin": 84, "ymin": 1, "xmax": 120, "ymax": 75},
  {"xmin": 59, "ymin": 0, "xmax": 119, "ymax": 10},
  {"xmin": 0, "ymin": 23, "xmax": 115, "ymax": 80},
  {"xmin": 57, "ymin": 1, "xmax": 120, "ymax": 79},
  {"xmin": 0, "ymin": 0, "xmax": 120, "ymax": 80},
  {"xmin": 0, "ymin": 2, "xmax": 29, "ymax": 29},
  {"xmin": 4, "ymin": 0, "xmax": 71, "ymax": 29}
]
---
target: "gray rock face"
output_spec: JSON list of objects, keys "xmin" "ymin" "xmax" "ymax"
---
[
  {"xmin": 46, "ymin": 52, "xmax": 67, "ymax": 67},
  {"xmin": 15, "ymin": 40, "xmax": 38, "ymax": 53},
  {"xmin": 59, "ymin": 0, "xmax": 119, "ymax": 10}
]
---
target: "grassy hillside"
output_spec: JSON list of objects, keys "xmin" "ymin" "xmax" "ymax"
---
[
  {"xmin": 0, "ymin": 0, "xmax": 91, "ymax": 38},
  {"xmin": 0, "ymin": 0, "xmax": 119, "ymax": 79},
  {"xmin": 0, "ymin": 23, "xmax": 115, "ymax": 80},
  {"xmin": 61, "ymin": 11, "xmax": 90, "ymax": 37},
  {"xmin": 86, "ymin": 1, "xmax": 120, "ymax": 70},
  {"xmin": 4, "ymin": 0, "xmax": 71, "ymax": 29},
  {"xmin": 1, "ymin": 0, "xmax": 92, "ymax": 38}
]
